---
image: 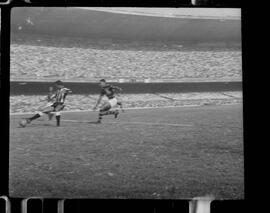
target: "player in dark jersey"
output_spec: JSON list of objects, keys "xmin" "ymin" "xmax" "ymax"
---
[
  {"xmin": 93, "ymin": 79, "xmax": 123, "ymax": 123},
  {"xmin": 20, "ymin": 80, "xmax": 72, "ymax": 127}
]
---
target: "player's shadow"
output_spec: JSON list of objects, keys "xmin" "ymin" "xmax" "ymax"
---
[
  {"xmin": 17, "ymin": 123, "xmax": 56, "ymax": 128},
  {"xmin": 61, "ymin": 120, "xmax": 101, "ymax": 125},
  {"xmin": 33, "ymin": 123, "xmax": 56, "ymax": 127},
  {"xmin": 88, "ymin": 121, "xmax": 100, "ymax": 124},
  {"xmin": 17, "ymin": 120, "xmax": 100, "ymax": 128}
]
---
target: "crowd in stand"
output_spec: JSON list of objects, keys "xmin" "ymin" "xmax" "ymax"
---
[{"xmin": 11, "ymin": 34, "xmax": 242, "ymax": 82}]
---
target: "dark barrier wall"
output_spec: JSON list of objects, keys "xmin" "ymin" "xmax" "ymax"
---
[
  {"xmin": 11, "ymin": 7, "xmax": 241, "ymax": 43},
  {"xmin": 10, "ymin": 82, "xmax": 242, "ymax": 95}
]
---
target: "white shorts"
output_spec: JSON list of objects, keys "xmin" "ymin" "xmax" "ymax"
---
[
  {"xmin": 36, "ymin": 102, "xmax": 54, "ymax": 115},
  {"xmin": 108, "ymin": 98, "xmax": 118, "ymax": 108}
]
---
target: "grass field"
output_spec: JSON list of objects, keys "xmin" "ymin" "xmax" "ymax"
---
[{"xmin": 9, "ymin": 104, "xmax": 244, "ymax": 199}]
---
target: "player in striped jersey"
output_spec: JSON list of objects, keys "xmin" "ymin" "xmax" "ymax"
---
[
  {"xmin": 21, "ymin": 80, "xmax": 72, "ymax": 127},
  {"xmin": 93, "ymin": 79, "xmax": 123, "ymax": 123}
]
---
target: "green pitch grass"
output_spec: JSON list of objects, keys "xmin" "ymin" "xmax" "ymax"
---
[{"xmin": 9, "ymin": 104, "xmax": 244, "ymax": 199}]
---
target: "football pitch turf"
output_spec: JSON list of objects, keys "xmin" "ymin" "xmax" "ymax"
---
[{"xmin": 9, "ymin": 104, "xmax": 244, "ymax": 199}]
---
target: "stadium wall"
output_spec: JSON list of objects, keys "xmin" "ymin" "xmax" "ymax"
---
[
  {"xmin": 10, "ymin": 81, "xmax": 242, "ymax": 95},
  {"xmin": 11, "ymin": 7, "xmax": 241, "ymax": 44}
]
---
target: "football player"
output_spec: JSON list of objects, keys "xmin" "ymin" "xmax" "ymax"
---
[
  {"xmin": 20, "ymin": 80, "xmax": 72, "ymax": 127},
  {"xmin": 93, "ymin": 79, "xmax": 123, "ymax": 123}
]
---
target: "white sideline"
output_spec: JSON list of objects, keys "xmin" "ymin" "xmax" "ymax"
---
[{"xmin": 10, "ymin": 103, "xmax": 241, "ymax": 116}]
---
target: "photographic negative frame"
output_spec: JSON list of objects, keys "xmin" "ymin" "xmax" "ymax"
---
[{"xmin": 1, "ymin": 1, "xmax": 252, "ymax": 212}]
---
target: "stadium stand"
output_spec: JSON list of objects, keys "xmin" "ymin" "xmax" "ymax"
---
[
  {"xmin": 11, "ymin": 34, "xmax": 241, "ymax": 82},
  {"xmin": 10, "ymin": 7, "xmax": 241, "ymax": 82}
]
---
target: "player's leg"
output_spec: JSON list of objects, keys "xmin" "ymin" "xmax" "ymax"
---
[
  {"xmin": 54, "ymin": 104, "xmax": 65, "ymax": 127},
  {"xmin": 25, "ymin": 112, "xmax": 43, "ymax": 124},
  {"xmin": 102, "ymin": 99, "xmax": 119, "ymax": 116},
  {"xmin": 48, "ymin": 112, "xmax": 54, "ymax": 121},
  {"xmin": 97, "ymin": 102, "xmax": 111, "ymax": 123},
  {"xmin": 26, "ymin": 106, "xmax": 53, "ymax": 124},
  {"xmin": 117, "ymin": 100, "xmax": 124, "ymax": 112},
  {"xmin": 109, "ymin": 98, "xmax": 120, "ymax": 118},
  {"xmin": 97, "ymin": 98, "xmax": 120, "ymax": 123},
  {"xmin": 42, "ymin": 102, "xmax": 55, "ymax": 120},
  {"xmin": 43, "ymin": 102, "xmax": 55, "ymax": 120},
  {"xmin": 55, "ymin": 111, "xmax": 61, "ymax": 126}
]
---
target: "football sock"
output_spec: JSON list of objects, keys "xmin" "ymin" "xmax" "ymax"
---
[
  {"xmin": 108, "ymin": 111, "xmax": 115, "ymax": 115},
  {"xmin": 29, "ymin": 114, "xmax": 41, "ymax": 121},
  {"xmin": 56, "ymin": 115, "xmax": 60, "ymax": 126},
  {"xmin": 99, "ymin": 111, "xmax": 112, "ymax": 116},
  {"xmin": 98, "ymin": 110, "xmax": 117, "ymax": 121},
  {"xmin": 98, "ymin": 113, "xmax": 102, "ymax": 121},
  {"xmin": 114, "ymin": 110, "xmax": 119, "ymax": 118}
]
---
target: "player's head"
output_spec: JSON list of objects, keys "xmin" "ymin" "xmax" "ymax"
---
[
  {"xmin": 99, "ymin": 79, "xmax": 106, "ymax": 87},
  {"xmin": 55, "ymin": 80, "xmax": 64, "ymax": 89}
]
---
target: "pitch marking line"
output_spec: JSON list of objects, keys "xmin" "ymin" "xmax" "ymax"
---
[
  {"xmin": 221, "ymin": 92, "xmax": 241, "ymax": 98},
  {"xmin": 62, "ymin": 119, "xmax": 193, "ymax": 127}
]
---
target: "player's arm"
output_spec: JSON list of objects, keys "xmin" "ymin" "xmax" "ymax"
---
[
  {"xmin": 49, "ymin": 93, "xmax": 57, "ymax": 103},
  {"xmin": 93, "ymin": 94, "xmax": 103, "ymax": 110},
  {"xmin": 62, "ymin": 88, "xmax": 72, "ymax": 101},
  {"xmin": 64, "ymin": 88, "xmax": 72, "ymax": 94}
]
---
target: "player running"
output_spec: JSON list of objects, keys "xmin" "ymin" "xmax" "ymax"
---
[
  {"xmin": 93, "ymin": 79, "xmax": 123, "ymax": 123},
  {"xmin": 19, "ymin": 80, "xmax": 72, "ymax": 127}
]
